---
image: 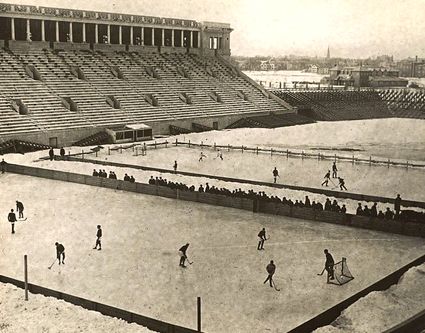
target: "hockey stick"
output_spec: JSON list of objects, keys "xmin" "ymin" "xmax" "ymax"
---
[
  {"xmin": 48, "ymin": 259, "xmax": 56, "ymax": 270},
  {"xmin": 18, "ymin": 217, "xmax": 27, "ymax": 222},
  {"xmin": 272, "ymin": 279, "xmax": 280, "ymax": 291},
  {"xmin": 317, "ymin": 267, "xmax": 325, "ymax": 276},
  {"xmin": 186, "ymin": 257, "xmax": 193, "ymax": 265}
]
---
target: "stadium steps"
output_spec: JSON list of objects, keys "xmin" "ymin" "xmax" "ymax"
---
[{"xmin": 72, "ymin": 131, "xmax": 112, "ymax": 146}]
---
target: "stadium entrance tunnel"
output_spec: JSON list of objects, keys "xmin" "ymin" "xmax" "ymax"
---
[{"xmin": 105, "ymin": 124, "xmax": 152, "ymax": 143}]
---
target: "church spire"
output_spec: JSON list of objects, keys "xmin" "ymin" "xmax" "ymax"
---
[{"xmin": 326, "ymin": 46, "xmax": 330, "ymax": 59}]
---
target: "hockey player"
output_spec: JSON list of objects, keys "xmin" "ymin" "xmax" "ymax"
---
[
  {"xmin": 263, "ymin": 260, "xmax": 276, "ymax": 287},
  {"xmin": 179, "ymin": 243, "xmax": 190, "ymax": 267},
  {"xmin": 324, "ymin": 249, "xmax": 335, "ymax": 282},
  {"xmin": 199, "ymin": 152, "xmax": 207, "ymax": 162},
  {"xmin": 8, "ymin": 209, "xmax": 17, "ymax": 234},
  {"xmin": 272, "ymin": 167, "xmax": 279, "ymax": 183},
  {"xmin": 49, "ymin": 148, "xmax": 54, "ymax": 161},
  {"xmin": 332, "ymin": 162, "xmax": 338, "ymax": 178},
  {"xmin": 93, "ymin": 225, "xmax": 102, "ymax": 250},
  {"xmin": 60, "ymin": 147, "xmax": 65, "ymax": 160},
  {"xmin": 173, "ymin": 161, "xmax": 178, "ymax": 173},
  {"xmin": 55, "ymin": 242, "xmax": 65, "ymax": 265},
  {"xmin": 16, "ymin": 201, "xmax": 24, "ymax": 219},
  {"xmin": 322, "ymin": 170, "xmax": 331, "ymax": 186},
  {"xmin": 1, "ymin": 158, "xmax": 6, "ymax": 173},
  {"xmin": 257, "ymin": 228, "xmax": 267, "ymax": 250},
  {"xmin": 338, "ymin": 177, "xmax": 347, "ymax": 191}
]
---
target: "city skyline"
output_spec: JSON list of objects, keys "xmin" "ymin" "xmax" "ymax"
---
[{"xmin": 2, "ymin": 0, "xmax": 425, "ymax": 59}]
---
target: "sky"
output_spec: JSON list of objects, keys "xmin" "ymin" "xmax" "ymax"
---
[{"xmin": 4, "ymin": 0, "xmax": 425, "ymax": 59}]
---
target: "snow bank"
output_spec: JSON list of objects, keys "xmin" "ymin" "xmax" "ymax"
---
[
  {"xmin": 0, "ymin": 282, "xmax": 155, "ymax": 333},
  {"xmin": 314, "ymin": 263, "xmax": 425, "ymax": 333}
]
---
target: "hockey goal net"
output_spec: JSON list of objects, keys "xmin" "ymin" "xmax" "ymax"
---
[{"xmin": 329, "ymin": 257, "xmax": 354, "ymax": 285}]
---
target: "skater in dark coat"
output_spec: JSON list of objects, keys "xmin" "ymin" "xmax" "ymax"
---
[
  {"xmin": 8, "ymin": 209, "xmax": 17, "ymax": 234},
  {"xmin": 257, "ymin": 228, "xmax": 267, "ymax": 250},
  {"xmin": 322, "ymin": 170, "xmax": 331, "ymax": 186},
  {"xmin": 263, "ymin": 260, "xmax": 276, "ymax": 287},
  {"xmin": 338, "ymin": 177, "xmax": 347, "ymax": 191},
  {"xmin": 324, "ymin": 249, "xmax": 335, "ymax": 282},
  {"xmin": 55, "ymin": 242, "xmax": 65, "ymax": 265},
  {"xmin": 93, "ymin": 225, "xmax": 102, "ymax": 250},
  {"xmin": 332, "ymin": 162, "xmax": 338, "ymax": 178},
  {"xmin": 49, "ymin": 148, "xmax": 54, "ymax": 161},
  {"xmin": 179, "ymin": 243, "xmax": 190, "ymax": 267},
  {"xmin": 394, "ymin": 194, "xmax": 402, "ymax": 216},
  {"xmin": 356, "ymin": 203, "xmax": 363, "ymax": 216},
  {"xmin": 272, "ymin": 167, "xmax": 279, "ymax": 183},
  {"xmin": 173, "ymin": 161, "xmax": 178, "ymax": 173},
  {"xmin": 16, "ymin": 201, "xmax": 24, "ymax": 219},
  {"xmin": 370, "ymin": 203, "xmax": 378, "ymax": 217},
  {"xmin": 0, "ymin": 158, "xmax": 6, "ymax": 173}
]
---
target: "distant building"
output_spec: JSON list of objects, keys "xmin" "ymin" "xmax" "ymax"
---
[
  {"xmin": 329, "ymin": 66, "xmax": 407, "ymax": 87},
  {"xmin": 260, "ymin": 59, "xmax": 276, "ymax": 71},
  {"xmin": 396, "ymin": 57, "xmax": 425, "ymax": 78},
  {"xmin": 307, "ymin": 64, "xmax": 319, "ymax": 73}
]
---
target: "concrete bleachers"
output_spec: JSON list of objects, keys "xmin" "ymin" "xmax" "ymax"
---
[{"xmin": 0, "ymin": 47, "xmax": 292, "ymax": 138}]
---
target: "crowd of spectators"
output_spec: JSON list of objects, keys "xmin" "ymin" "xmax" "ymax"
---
[
  {"xmin": 92, "ymin": 169, "xmax": 135, "ymax": 183},
  {"xmin": 146, "ymin": 176, "xmax": 408, "ymax": 220}
]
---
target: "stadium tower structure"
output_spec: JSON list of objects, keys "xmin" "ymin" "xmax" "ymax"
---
[{"xmin": 0, "ymin": 2, "xmax": 294, "ymax": 147}]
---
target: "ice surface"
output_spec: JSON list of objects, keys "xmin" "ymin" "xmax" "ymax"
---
[
  {"xmin": 0, "ymin": 282, "xmax": 154, "ymax": 332},
  {"xmin": 1, "ymin": 174, "xmax": 424, "ymax": 333}
]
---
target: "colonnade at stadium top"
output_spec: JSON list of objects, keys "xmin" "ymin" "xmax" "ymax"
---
[{"xmin": 0, "ymin": 3, "xmax": 232, "ymax": 56}]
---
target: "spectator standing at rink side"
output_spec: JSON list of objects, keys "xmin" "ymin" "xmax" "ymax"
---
[
  {"xmin": 60, "ymin": 147, "xmax": 65, "ymax": 160},
  {"xmin": 385, "ymin": 207, "xmax": 394, "ymax": 220},
  {"xmin": 179, "ymin": 243, "xmax": 190, "ymax": 267},
  {"xmin": 322, "ymin": 170, "xmax": 331, "ymax": 187},
  {"xmin": 332, "ymin": 162, "xmax": 338, "ymax": 178},
  {"xmin": 370, "ymin": 203, "xmax": 378, "ymax": 218},
  {"xmin": 324, "ymin": 249, "xmax": 335, "ymax": 282},
  {"xmin": 49, "ymin": 148, "xmax": 54, "ymax": 161},
  {"xmin": 263, "ymin": 260, "xmax": 276, "ymax": 287},
  {"xmin": 93, "ymin": 225, "xmax": 102, "ymax": 250},
  {"xmin": 55, "ymin": 242, "xmax": 65, "ymax": 265},
  {"xmin": 8, "ymin": 209, "xmax": 17, "ymax": 234},
  {"xmin": 173, "ymin": 161, "xmax": 178, "ymax": 173},
  {"xmin": 92, "ymin": 169, "xmax": 98, "ymax": 177},
  {"xmin": 129, "ymin": 176, "xmax": 135, "ymax": 183},
  {"xmin": 257, "ymin": 228, "xmax": 267, "ymax": 250},
  {"xmin": 305, "ymin": 196, "xmax": 311, "ymax": 207},
  {"xmin": 356, "ymin": 203, "xmax": 363, "ymax": 215},
  {"xmin": 338, "ymin": 177, "xmax": 347, "ymax": 191},
  {"xmin": 394, "ymin": 194, "xmax": 402, "ymax": 216},
  {"xmin": 124, "ymin": 174, "xmax": 130, "ymax": 181},
  {"xmin": 272, "ymin": 167, "xmax": 279, "ymax": 183},
  {"xmin": 16, "ymin": 201, "xmax": 24, "ymax": 219},
  {"xmin": 1, "ymin": 158, "xmax": 6, "ymax": 173}
]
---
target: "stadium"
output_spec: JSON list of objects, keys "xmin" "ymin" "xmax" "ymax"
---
[{"xmin": 0, "ymin": 2, "xmax": 425, "ymax": 333}]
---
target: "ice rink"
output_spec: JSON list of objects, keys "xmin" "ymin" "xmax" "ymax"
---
[{"xmin": 1, "ymin": 173, "xmax": 424, "ymax": 332}]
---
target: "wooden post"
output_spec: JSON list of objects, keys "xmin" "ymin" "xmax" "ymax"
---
[
  {"xmin": 302, "ymin": 151, "xmax": 304, "ymax": 160},
  {"xmin": 334, "ymin": 154, "xmax": 337, "ymax": 162},
  {"xmin": 154, "ymin": 141, "xmax": 157, "ymax": 149},
  {"xmin": 197, "ymin": 297, "xmax": 201, "ymax": 332},
  {"xmin": 388, "ymin": 158, "xmax": 390, "ymax": 168},
  {"xmin": 165, "ymin": 141, "xmax": 168, "ymax": 148},
  {"xmin": 369, "ymin": 156, "xmax": 371, "ymax": 166},
  {"xmin": 241, "ymin": 145, "xmax": 244, "ymax": 153},
  {"xmin": 175, "ymin": 139, "xmax": 178, "ymax": 146},
  {"xmin": 214, "ymin": 142, "xmax": 216, "ymax": 150},
  {"xmin": 24, "ymin": 255, "xmax": 28, "ymax": 301},
  {"xmin": 228, "ymin": 144, "xmax": 230, "ymax": 152},
  {"xmin": 120, "ymin": 145, "xmax": 122, "ymax": 154},
  {"xmin": 95, "ymin": 150, "xmax": 98, "ymax": 157},
  {"xmin": 188, "ymin": 140, "xmax": 191, "ymax": 148},
  {"xmin": 352, "ymin": 155, "xmax": 354, "ymax": 165},
  {"xmin": 135, "ymin": 147, "xmax": 138, "ymax": 156},
  {"xmin": 201, "ymin": 141, "xmax": 203, "ymax": 149},
  {"xmin": 271, "ymin": 148, "xmax": 273, "ymax": 156},
  {"xmin": 256, "ymin": 147, "xmax": 258, "ymax": 155},
  {"xmin": 82, "ymin": 150, "xmax": 84, "ymax": 160},
  {"xmin": 286, "ymin": 149, "xmax": 289, "ymax": 159},
  {"xmin": 108, "ymin": 147, "xmax": 110, "ymax": 155},
  {"xmin": 406, "ymin": 161, "xmax": 409, "ymax": 169},
  {"xmin": 318, "ymin": 153, "xmax": 320, "ymax": 161}
]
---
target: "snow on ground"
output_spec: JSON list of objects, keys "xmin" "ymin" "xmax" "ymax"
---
[
  {"xmin": 169, "ymin": 118, "xmax": 425, "ymax": 162},
  {"xmin": 0, "ymin": 282, "xmax": 154, "ymax": 333},
  {"xmin": 314, "ymin": 263, "xmax": 425, "ymax": 333},
  {"xmin": 1, "ymin": 174, "xmax": 424, "ymax": 333}
]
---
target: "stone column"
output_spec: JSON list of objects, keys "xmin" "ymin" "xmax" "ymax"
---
[
  {"xmin": 130, "ymin": 26, "xmax": 133, "ymax": 45},
  {"xmin": 82, "ymin": 23, "xmax": 86, "ymax": 43},
  {"xmin": 107, "ymin": 24, "xmax": 110, "ymax": 43},
  {"xmin": 141, "ymin": 27, "xmax": 144, "ymax": 45},
  {"xmin": 55, "ymin": 21, "xmax": 59, "ymax": 42},
  {"xmin": 181, "ymin": 30, "xmax": 184, "ymax": 47},
  {"xmin": 161, "ymin": 28, "xmax": 164, "ymax": 46},
  {"xmin": 69, "ymin": 22, "xmax": 73, "ymax": 42},
  {"xmin": 41, "ymin": 20, "xmax": 45, "ymax": 42},
  {"xmin": 197, "ymin": 31, "xmax": 200, "ymax": 48},
  {"xmin": 95, "ymin": 24, "xmax": 98, "ymax": 43},
  {"xmin": 171, "ymin": 29, "xmax": 174, "ymax": 47},
  {"xmin": 11, "ymin": 18, "xmax": 15, "ymax": 41},
  {"xmin": 190, "ymin": 30, "xmax": 193, "ymax": 48},
  {"xmin": 151, "ymin": 28, "xmax": 154, "ymax": 46},
  {"xmin": 119, "ymin": 25, "xmax": 122, "ymax": 44},
  {"xmin": 26, "ymin": 19, "xmax": 31, "ymax": 41}
]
